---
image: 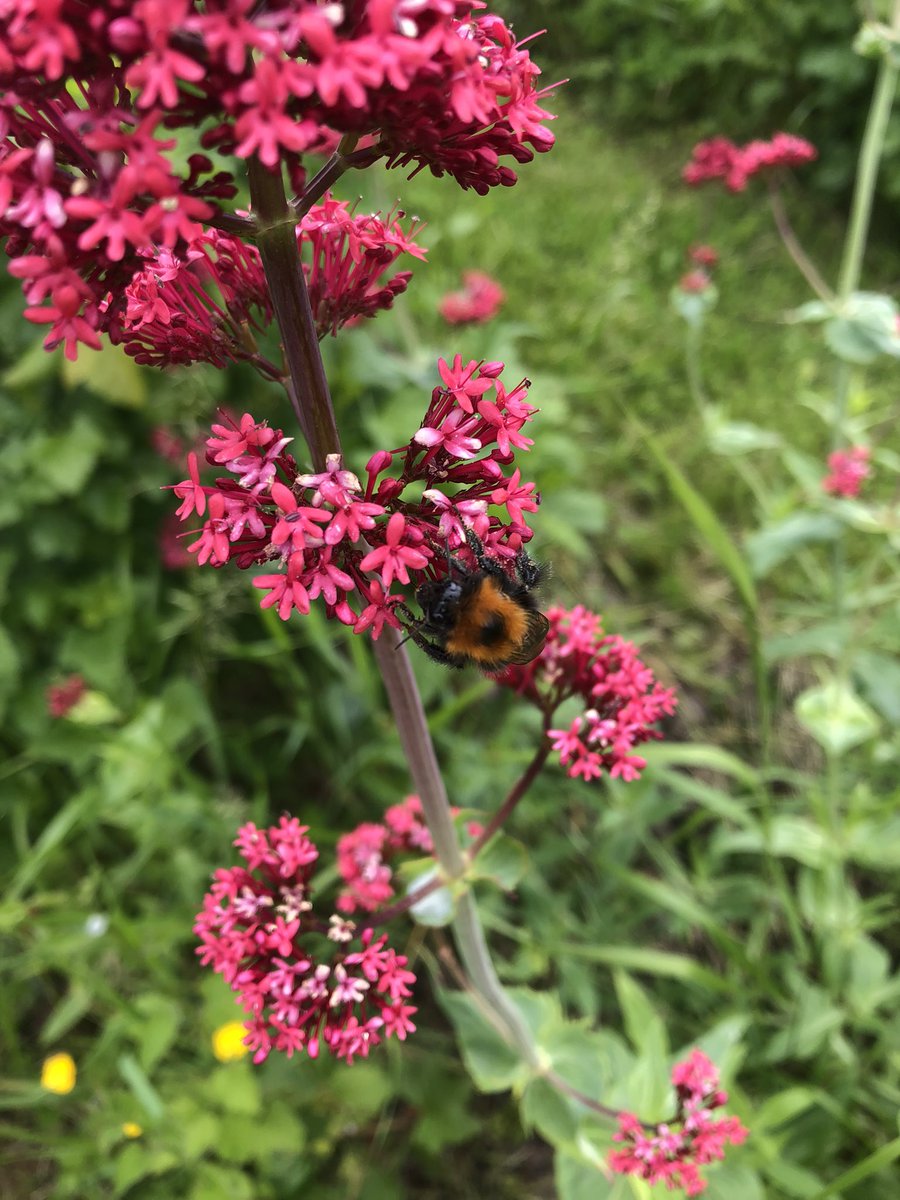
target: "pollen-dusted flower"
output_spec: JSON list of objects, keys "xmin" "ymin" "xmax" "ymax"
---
[
  {"xmin": 439, "ymin": 270, "xmax": 505, "ymax": 324},
  {"xmin": 496, "ymin": 605, "xmax": 677, "ymax": 784},
  {"xmin": 823, "ymin": 446, "xmax": 871, "ymax": 498},
  {"xmin": 194, "ymin": 818, "xmax": 417, "ymax": 1063},
  {"xmin": 609, "ymin": 1050, "xmax": 748, "ymax": 1195},
  {"xmin": 46, "ymin": 674, "xmax": 86, "ymax": 719},
  {"xmin": 211, "ymin": 1020, "xmax": 251, "ymax": 1063},
  {"xmin": 169, "ymin": 357, "xmax": 542, "ymax": 637},
  {"xmin": 41, "ymin": 1052, "xmax": 76, "ymax": 1095}
]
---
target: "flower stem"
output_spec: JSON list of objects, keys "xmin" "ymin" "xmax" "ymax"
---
[
  {"xmin": 246, "ymin": 156, "xmax": 341, "ymax": 469},
  {"xmin": 247, "ymin": 147, "xmax": 543, "ymax": 1075},
  {"xmin": 467, "ymin": 736, "xmax": 551, "ymax": 858},
  {"xmin": 373, "ymin": 631, "xmax": 541, "ymax": 1068},
  {"xmin": 766, "ymin": 181, "xmax": 834, "ymax": 301},
  {"xmin": 836, "ymin": 16, "xmax": 900, "ymax": 304}
]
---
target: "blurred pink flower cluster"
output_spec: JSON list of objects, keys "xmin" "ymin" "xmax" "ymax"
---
[
  {"xmin": 440, "ymin": 269, "xmax": 505, "ymax": 324},
  {"xmin": 336, "ymin": 795, "xmax": 433, "ymax": 914},
  {"xmin": 195, "ymin": 817, "xmax": 416, "ymax": 1063},
  {"xmin": 683, "ymin": 132, "xmax": 816, "ymax": 193},
  {"xmin": 822, "ymin": 445, "xmax": 871, "ymax": 498},
  {"xmin": 609, "ymin": 1049, "xmax": 748, "ymax": 1195},
  {"xmin": 1, "ymin": 0, "xmax": 555, "ymax": 360},
  {"xmin": 46, "ymin": 674, "xmax": 86, "ymax": 718},
  {"xmin": 171, "ymin": 355, "xmax": 541, "ymax": 633},
  {"xmin": 497, "ymin": 605, "xmax": 677, "ymax": 783}
]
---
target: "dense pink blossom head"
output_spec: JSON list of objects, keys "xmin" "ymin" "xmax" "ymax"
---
[
  {"xmin": 46, "ymin": 674, "xmax": 86, "ymax": 718},
  {"xmin": 440, "ymin": 270, "xmax": 505, "ymax": 324},
  {"xmin": 496, "ymin": 605, "xmax": 677, "ymax": 784},
  {"xmin": 822, "ymin": 446, "xmax": 871, "ymax": 498},
  {"xmin": 194, "ymin": 817, "xmax": 416, "ymax": 1063},
  {"xmin": 1, "ymin": 1, "xmax": 556, "ymax": 360},
  {"xmin": 609, "ymin": 1050, "xmax": 748, "ymax": 1195},
  {"xmin": 169, "ymin": 357, "xmax": 542, "ymax": 636},
  {"xmin": 682, "ymin": 132, "xmax": 816, "ymax": 193},
  {"xmin": 337, "ymin": 796, "xmax": 433, "ymax": 913}
]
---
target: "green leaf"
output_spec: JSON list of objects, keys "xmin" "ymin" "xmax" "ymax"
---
[
  {"xmin": 745, "ymin": 512, "xmax": 842, "ymax": 578},
  {"xmin": 407, "ymin": 868, "xmax": 455, "ymax": 927},
  {"xmin": 132, "ymin": 994, "xmax": 181, "ymax": 1072},
  {"xmin": 202, "ymin": 1063, "xmax": 261, "ymax": 1116},
  {"xmin": 522, "ymin": 1075, "xmax": 578, "ymax": 1143},
  {"xmin": 188, "ymin": 1162, "xmax": 254, "ymax": 1200},
  {"xmin": 561, "ymin": 943, "xmax": 734, "ymax": 994},
  {"xmin": 811, "ymin": 1136, "xmax": 900, "ymax": 1197},
  {"xmin": 639, "ymin": 427, "xmax": 758, "ymax": 622},
  {"xmin": 703, "ymin": 1164, "xmax": 765, "ymax": 1200},
  {"xmin": 795, "ymin": 679, "xmax": 880, "ymax": 755},
  {"xmin": 705, "ymin": 417, "xmax": 782, "ymax": 456},
  {"xmin": 555, "ymin": 1152, "xmax": 633, "ymax": 1200},
  {"xmin": 823, "ymin": 292, "xmax": 900, "ymax": 364},
  {"xmin": 2, "ymin": 335, "xmax": 60, "ymax": 388},
  {"xmin": 756, "ymin": 1086, "xmax": 820, "ymax": 1132},
  {"xmin": 853, "ymin": 651, "xmax": 900, "ymax": 723},
  {"xmin": 613, "ymin": 971, "xmax": 668, "ymax": 1060},
  {"xmin": 469, "ymin": 834, "xmax": 529, "ymax": 891},
  {"xmin": 0, "ymin": 624, "xmax": 20, "ymax": 722},
  {"xmin": 641, "ymin": 742, "xmax": 759, "ymax": 790},
  {"xmin": 438, "ymin": 989, "xmax": 530, "ymax": 1093},
  {"xmin": 62, "ymin": 339, "xmax": 148, "ymax": 407},
  {"xmin": 117, "ymin": 1053, "xmax": 165, "ymax": 1121}
]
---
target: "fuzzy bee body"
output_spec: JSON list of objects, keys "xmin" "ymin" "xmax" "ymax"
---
[{"xmin": 407, "ymin": 530, "xmax": 549, "ymax": 672}]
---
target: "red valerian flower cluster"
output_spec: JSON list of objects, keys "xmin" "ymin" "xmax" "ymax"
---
[
  {"xmin": 46, "ymin": 674, "xmax": 86, "ymax": 718},
  {"xmin": 683, "ymin": 132, "xmax": 816, "ymax": 193},
  {"xmin": 1, "ymin": 1, "xmax": 555, "ymax": 359},
  {"xmin": 171, "ymin": 355, "xmax": 540, "ymax": 633},
  {"xmin": 195, "ymin": 817, "xmax": 417, "ymax": 1063},
  {"xmin": 677, "ymin": 244, "xmax": 719, "ymax": 295},
  {"xmin": 822, "ymin": 445, "xmax": 872, "ymax": 499},
  {"xmin": 609, "ymin": 1050, "xmax": 748, "ymax": 1196},
  {"xmin": 496, "ymin": 605, "xmax": 677, "ymax": 783},
  {"xmin": 336, "ymin": 795, "xmax": 433, "ymax": 914},
  {"xmin": 439, "ymin": 269, "xmax": 505, "ymax": 324},
  {"xmin": 112, "ymin": 198, "xmax": 424, "ymax": 368}
]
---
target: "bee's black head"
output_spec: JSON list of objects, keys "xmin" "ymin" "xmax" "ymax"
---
[{"xmin": 416, "ymin": 577, "xmax": 465, "ymax": 633}]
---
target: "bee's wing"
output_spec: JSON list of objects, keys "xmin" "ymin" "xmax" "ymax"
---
[{"xmin": 505, "ymin": 610, "xmax": 550, "ymax": 665}]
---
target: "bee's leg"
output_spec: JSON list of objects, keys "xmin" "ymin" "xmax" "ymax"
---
[
  {"xmin": 394, "ymin": 603, "xmax": 461, "ymax": 667},
  {"xmin": 462, "ymin": 526, "xmax": 508, "ymax": 583},
  {"xmin": 514, "ymin": 547, "xmax": 544, "ymax": 589}
]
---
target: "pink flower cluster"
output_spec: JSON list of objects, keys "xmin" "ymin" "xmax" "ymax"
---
[
  {"xmin": 683, "ymin": 133, "xmax": 816, "ymax": 193},
  {"xmin": 440, "ymin": 269, "xmax": 505, "ymax": 324},
  {"xmin": 496, "ymin": 605, "xmax": 677, "ymax": 783},
  {"xmin": 822, "ymin": 446, "xmax": 871, "ymax": 499},
  {"xmin": 1, "ymin": 1, "xmax": 555, "ymax": 359},
  {"xmin": 171, "ymin": 355, "xmax": 541, "ymax": 633},
  {"xmin": 111, "ymin": 197, "xmax": 423, "ymax": 368},
  {"xmin": 195, "ymin": 817, "xmax": 417, "ymax": 1063},
  {"xmin": 336, "ymin": 796, "xmax": 433, "ymax": 914},
  {"xmin": 609, "ymin": 1050, "xmax": 748, "ymax": 1196},
  {"xmin": 46, "ymin": 674, "xmax": 86, "ymax": 718},
  {"xmin": 678, "ymin": 244, "xmax": 719, "ymax": 295}
]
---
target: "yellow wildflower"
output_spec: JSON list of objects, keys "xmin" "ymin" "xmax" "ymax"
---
[
  {"xmin": 41, "ymin": 1052, "xmax": 76, "ymax": 1095},
  {"xmin": 121, "ymin": 1122, "xmax": 143, "ymax": 1139},
  {"xmin": 211, "ymin": 1020, "xmax": 249, "ymax": 1063}
]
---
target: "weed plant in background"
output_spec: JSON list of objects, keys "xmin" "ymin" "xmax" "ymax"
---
[{"xmin": 1, "ymin": 3, "xmax": 899, "ymax": 1200}]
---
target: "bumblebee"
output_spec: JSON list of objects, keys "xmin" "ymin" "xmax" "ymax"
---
[{"xmin": 403, "ymin": 528, "xmax": 549, "ymax": 671}]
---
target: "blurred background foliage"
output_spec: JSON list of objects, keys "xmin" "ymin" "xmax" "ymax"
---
[{"xmin": 3, "ymin": 2, "xmax": 900, "ymax": 1198}]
